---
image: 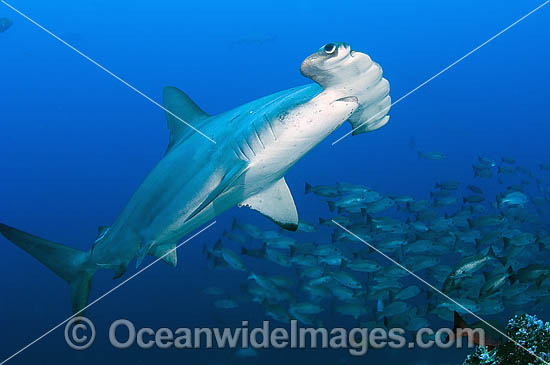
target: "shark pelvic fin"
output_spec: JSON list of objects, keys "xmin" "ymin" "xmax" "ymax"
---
[
  {"xmin": 135, "ymin": 242, "xmax": 178, "ymax": 268},
  {"xmin": 163, "ymin": 86, "xmax": 210, "ymax": 153},
  {"xmin": 239, "ymin": 177, "xmax": 299, "ymax": 231},
  {"xmin": 149, "ymin": 243, "xmax": 178, "ymax": 267}
]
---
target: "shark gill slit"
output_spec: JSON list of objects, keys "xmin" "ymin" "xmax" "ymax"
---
[
  {"xmin": 243, "ymin": 134, "xmax": 256, "ymax": 157},
  {"xmin": 234, "ymin": 142, "xmax": 249, "ymax": 161},
  {"xmin": 252, "ymin": 122, "xmax": 265, "ymax": 150},
  {"xmin": 264, "ymin": 114, "xmax": 278, "ymax": 141}
]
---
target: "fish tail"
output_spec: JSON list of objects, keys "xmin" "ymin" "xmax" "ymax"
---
[
  {"xmin": 497, "ymin": 254, "xmax": 508, "ymax": 267},
  {"xmin": 304, "ymin": 182, "xmax": 313, "ymax": 194},
  {"xmin": 0, "ymin": 223, "xmax": 96, "ymax": 315},
  {"xmin": 452, "ymin": 311, "xmax": 469, "ymax": 341},
  {"xmin": 365, "ymin": 214, "xmax": 373, "ymax": 225},
  {"xmin": 502, "ymin": 237, "xmax": 511, "ymax": 251},
  {"xmin": 507, "ymin": 266, "xmax": 516, "ymax": 285},
  {"xmin": 339, "ymin": 259, "xmax": 346, "ymax": 270},
  {"xmin": 360, "ymin": 208, "xmax": 367, "ymax": 221},
  {"xmin": 486, "ymin": 245, "xmax": 496, "ymax": 259},
  {"xmin": 453, "ymin": 311, "xmax": 468, "ymax": 330}
]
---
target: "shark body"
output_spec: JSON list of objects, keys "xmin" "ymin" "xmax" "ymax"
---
[{"xmin": 0, "ymin": 42, "xmax": 390, "ymax": 314}]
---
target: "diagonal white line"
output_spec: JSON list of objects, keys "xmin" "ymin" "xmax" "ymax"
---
[
  {"xmin": 0, "ymin": 221, "xmax": 216, "ymax": 365},
  {"xmin": 1, "ymin": 0, "xmax": 217, "ymax": 145},
  {"xmin": 332, "ymin": 220, "xmax": 549, "ymax": 365},
  {"xmin": 332, "ymin": 0, "xmax": 549, "ymax": 145}
]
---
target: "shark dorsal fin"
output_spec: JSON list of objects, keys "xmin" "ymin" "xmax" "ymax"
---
[
  {"xmin": 163, "ymin": 86, "xmax": 210, "ymax": 153},
  {"xmin": 239, "ymin": 178, "xmax": 299, "ymax": 231}
]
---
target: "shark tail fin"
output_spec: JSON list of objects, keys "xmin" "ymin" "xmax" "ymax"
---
[{"xmin": 0, "ymin": 223, "xmax": 95, "ymax": 315}]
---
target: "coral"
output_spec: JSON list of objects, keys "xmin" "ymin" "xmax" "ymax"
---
[{"xmin": 463, "ymin": 314, "xmax": 550, "ymax": 365}]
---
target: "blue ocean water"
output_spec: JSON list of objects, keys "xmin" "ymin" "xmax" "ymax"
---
[{"xmin": 0, "ymin": 0, "xmax": 549, "ymax": 364}]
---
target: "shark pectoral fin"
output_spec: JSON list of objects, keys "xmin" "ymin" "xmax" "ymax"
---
[
  {"xmin": 239, "ymin": 178, "xmax": 299, "ymax": 231},
  {"xmin": 163, "ymin": 86, "xmax": 210, "ymax": 153},
  {"xmin": 149, "ymin": 243, "xmax": 178, "ymax": 267},
  {"xmin": 186, "ymin": 160, "xmax": 248, "ymax": 223}
]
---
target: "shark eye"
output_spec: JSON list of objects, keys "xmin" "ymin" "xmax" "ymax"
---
[{"xmin": 323, "ymin": 43, "xmax": 336, "ymax": 54}]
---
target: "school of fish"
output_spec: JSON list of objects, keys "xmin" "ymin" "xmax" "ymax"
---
[{"xmin": 201, "ymin": 154, "xmax": 550, "ymax": 341}]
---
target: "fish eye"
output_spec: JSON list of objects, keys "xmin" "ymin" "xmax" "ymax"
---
[{"xmin": 323, "ymin": 43, "xmax": 336, "ymax": 54}]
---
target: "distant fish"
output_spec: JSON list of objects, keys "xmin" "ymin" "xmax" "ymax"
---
[
  {"xmin": 473, "ymin": 164, "xmax": 493, "ymax": 179},
  {"xmin": 0, "ymin": 17, "xmax": 13, "ymax": 33},
  {"xmin": 463, "ymin": 195, "xmax": 485, "ymax": 204},
  {"xmin": 435, "ymin": 181, "xmax": 460, "ymax": 190},
  {"xmin": 304, "ymin": 182, "xmax": 341, "ymax": 197},
  {"xmin": 467, "ymin": 184, "xmax": 484, "ymax": 194},
  {"xmin": 501, "ymin": 156, "xmax": 516, "ymax": 164},
  {"xmin": 434, "ymin": 196, "xmax": 458, "ymax": 207},
  {"xmin": 479, "ymin": 266, "xmax": 514, "ymax": 299},
  {"xmin": 383, "ymin": 301, "xmax": 409, "ymax": 317},
  {"xmin": 335, "ymin": 301, "xmax": 368, "ymax": 319},
  {"xmin": 498, "ymin": 165, "xmax": 516, "ymax": 174},
  {"xmin": 478, "ymin": 156, "xmax": 496, "ymax": 167},
  {"xmin": 297, "ymin": 220, "xmax": 317, "ymax": 232},
  {"xmin": 540, "ymin": 163, "xmax": 550, "ymax": 171},
  {"xmin": 515, "ymin": 165, "xmax": 532, "ymax": 176},
  {"xmin": 392, "ymin": 285, "xmax": 421, "ymax": 301},
  {"xmin": 418, "ymin": 151, "xmax": 447, "ymax": 160},
  {"xmin": 498, "ymin": 191, "xmax": 528, "ymax": 207},
  {"xmin": 503, "ymin": 232, "xmax": 535, "ymax": 248},
  {"xmin": 514, "ymin": 264, "xmax": 550, "ymax": 285}
]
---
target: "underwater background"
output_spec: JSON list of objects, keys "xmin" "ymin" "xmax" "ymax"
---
[{"xmin": 1, "ymin": 0, "xmax": 549, "ymax": 364}]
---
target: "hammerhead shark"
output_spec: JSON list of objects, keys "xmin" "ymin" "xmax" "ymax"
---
[{"xmin": 0, "ymin": 42, "xmax": 390, "ymax": 314}]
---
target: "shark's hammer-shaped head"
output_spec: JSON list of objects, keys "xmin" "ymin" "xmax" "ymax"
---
[
  {"xmin": 300, "ymin": 42, "xmax": 391, "ymax": 135},
  {"xmin": 300, "ymin": 42, "xmax": 356, "ymax": 88}
]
